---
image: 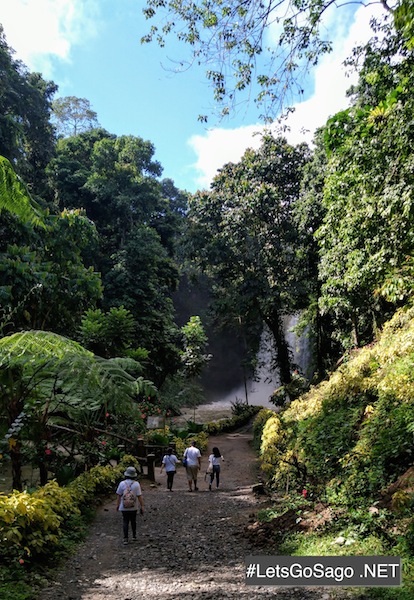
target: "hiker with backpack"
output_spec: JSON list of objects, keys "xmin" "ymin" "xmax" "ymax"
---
[{"xmin": 116, "ymin": 466, "xmax": 144, "ymax": 545}]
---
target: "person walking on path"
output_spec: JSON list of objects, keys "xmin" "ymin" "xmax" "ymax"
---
[
  {"xmin": 183, "ymin": 440, "xmax": 201, "ymax": 492},
  {"xmin": 208, "ymin": 446, "xmax": 224, "ymax": 491},
  {"xmin": 160, "ymin": 447, "xmax": 180, "ymax": 491},
  {"xmin": 116, "ymin": 466, "xmax": 144, "ymax": 544}
]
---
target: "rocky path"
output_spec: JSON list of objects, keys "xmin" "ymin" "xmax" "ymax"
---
[{"xmin": 37, "ymin": 427, "xmax": 344, "ymax": 600}]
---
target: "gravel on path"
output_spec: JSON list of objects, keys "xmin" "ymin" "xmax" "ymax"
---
[{"xmin": 37, "ymin": 428, "xmax": 350, "ymax": 600}]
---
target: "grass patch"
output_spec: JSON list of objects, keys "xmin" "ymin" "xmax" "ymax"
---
[
  {"xmin": 278, "ymin": 531, "xmax": 414, "ymax": 599},
  {"xmin": 255, "ymin": 493, "xmax": 414, "ymax": 599}
]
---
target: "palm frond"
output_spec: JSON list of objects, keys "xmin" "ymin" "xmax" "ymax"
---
[
  {"xmin": 134, "ymin": 376, "xmax": 158, "ymax": 398},
  {"xmin": 0, "ymin": 331, "xmax": 155, "ymax": 416}
]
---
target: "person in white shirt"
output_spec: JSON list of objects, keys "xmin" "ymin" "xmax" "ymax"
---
[
  {"xmin": 183, "ymin": 440, "xmax": 201, "ymax": 492},
  {"xmin": 116, "ymin": 466, "xmax": 144, "ymax": 544},
  {"xmin": 208, "ymin": 447, "xmax": 224, "ymax": 491},
  {"xmin": 160, "ymin": 447, "xmax": 180, "ymax": 491}
]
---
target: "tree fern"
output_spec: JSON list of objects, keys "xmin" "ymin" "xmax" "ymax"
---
[{"xmin": 0, "ymin": 330, "xmax": 158, "ymax": 416}]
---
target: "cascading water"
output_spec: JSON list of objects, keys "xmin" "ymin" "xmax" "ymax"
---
[{"xmin": 197, "ymin": 313, "xmax": 312, "ymax": 416}]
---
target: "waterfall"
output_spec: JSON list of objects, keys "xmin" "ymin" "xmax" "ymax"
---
[
  {"xmin": 284, "ymin": 313, "xmax": 313, "ymax": 379},
  {"xmin": 203, "ymin": 313, "xmax": 312, "ymax": 409}
]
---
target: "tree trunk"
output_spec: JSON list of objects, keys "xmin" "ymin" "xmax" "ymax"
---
[
  {"xmin": 39, "ymin": 461, "xmax": 48, "ymax": 486},
  {"xmin": 264, "ymin": 308, "xmax": 293, "ymax": 387},
  {"xmin": 10, "ymin": 443, "xmax": 22, "ymax": 491},
  {"xmin": 351, "ymin": 312, "xmax": 360, "ymax": 347}
]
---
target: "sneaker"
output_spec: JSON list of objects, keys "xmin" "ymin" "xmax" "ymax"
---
[
  {"xmin": 132, "ymin": 537, "xmax": 137, "ymax": 542},
  {"xmin": 123, "ymin": 539, "xmax": 128, "ymax": 545}
]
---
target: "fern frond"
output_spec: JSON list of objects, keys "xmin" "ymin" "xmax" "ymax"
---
[
  {"xmin": 0, "ymin": 330, "xmax": 92, "ymax": 364},
  {"xmin": 0, "ymin": 156, "xmax": 46, "ymax": 227}
]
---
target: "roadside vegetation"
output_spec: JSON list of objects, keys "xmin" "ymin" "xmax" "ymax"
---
[
  {"xmin": 0, "ymin": 404, "xmax": 256, "ymax": 600},
  {"xmin": 253, "ymin": 307, "xmax": 414, "ymax": 598}
]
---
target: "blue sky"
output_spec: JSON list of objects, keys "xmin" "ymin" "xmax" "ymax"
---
[{"xmin": 1, "ymin": 0, "xmax": 386, "ymax": 193}]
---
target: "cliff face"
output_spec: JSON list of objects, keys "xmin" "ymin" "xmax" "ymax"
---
[
  {"xmin": 172, "ymin": 274, "xmax": 247, "ymax": 402},
  {"xmin": 173, "ymin": 275, "xmax": 313, "ymax": 406}
]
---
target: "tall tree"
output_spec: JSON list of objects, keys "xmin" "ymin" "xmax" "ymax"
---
[
  {"xmin": 1, "ymin": 158, "xmax": 102, "ymax": 337},
  {"xmin": 47, "ymin": 130, "xmax": 185, "ymax": 384},
  {"xmin": 0, "ymin": 156, "xmax": 45, "ymax": 227},
  {"xmin": 103, "ymin": 225, "xmax": 181, "ymax": 385},
  {"xmin": 0, "ymin": 26, "xmax": 57, "ymax": 193},
  {"xmin": 184, "ymin": 135, "xmax": 309, "ymax": 385},
  {"xmin": 52, "ymin": 96, "xmax": 100, "ymax": 137},
  {"xmin": 317, "ymin": 24, "xmax": 414, "ymax": 349},
  {"xmin": 180, "ymin": 315, "xmax": 211, "ymax": 416},
  {"xmin": 1, "ymin": 208, "xmax": 102, "ymax": 337},
  {"xmin": 292, "ymin": 129, "xmax": 336, "ymax": 378}
]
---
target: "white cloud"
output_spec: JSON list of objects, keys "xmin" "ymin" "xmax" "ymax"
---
[
  {"xmin": 1, "ymin": 0, "xmax": 100, "ymax": 76},
  {"xmin": 189, "ymin": 124, "xmax": 264, "ymax": 189},
  {"xmin": 188, "ymin": 3, "xmax": 387, "ymax": 190}
]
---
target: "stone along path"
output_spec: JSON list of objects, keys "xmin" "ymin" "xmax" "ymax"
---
[{"xmin": 38, "ymin": 428, "xmax": 339, "ymax": 600}]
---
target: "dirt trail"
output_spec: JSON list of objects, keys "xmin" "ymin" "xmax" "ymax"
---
[{"xmin": 37, "ymin": 426, "xmax": 338, "ymax": 600}]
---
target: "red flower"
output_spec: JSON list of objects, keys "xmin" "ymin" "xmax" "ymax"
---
[
  {"xmin": 45, "ymin": 448, "xmax": 52, "ymax": 456},
  {"xmin": 19, "ymin": 559, "xmax": 25, "ymax": 565},
  {"xmin": 101, "ymin": 440, "xmax": 107, "ymax": 445},
  {"xmin": 105, "ymin": 412, "xmax": 110, "ymax": 418},
  {"xmin": 141, "ymin": 413, "xmax": 146, "ymax": 419},
  {"xmin": 302, "ymin": 488, "xmax": 308, "ymax": 498}
]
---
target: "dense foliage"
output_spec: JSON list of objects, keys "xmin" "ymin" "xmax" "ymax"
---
[
  {"xmin": 1, "ymin": 10, "xmax": 414, "ymax": 446},
  {"xmin": 182, "ymin": 20, "xmax": 414, "ymax": 387},
  {"xmin": 255, "ymin": 307, "xmax": 414, "ymax": 501},
  {"xmin": 253, "ymin": 308, "xmax": 414, "ymax": 596},
  {"xmin": 0, "ymin": 26, "xmax": 198, "ymax": 491}
]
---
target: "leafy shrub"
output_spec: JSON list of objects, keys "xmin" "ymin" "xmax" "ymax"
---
[
  {"xmin": 185, "ymin": 420, "xmax": 204, "ymax": 433},
  {"xmin": 230, "ymin": 397, "xmax": 250, "ymax": 415},
  {"xmin": 0, "ymin": 455, "xmax": 139, "ymax": 565},
  {"xmin": 252, "ymin": 408, "xmax": 275, "ymax": 450},
  {"xmin": 144, "ymin": 430, "xmax": 170, "ymax": 446},
  {"xmin": 172, "ymin": 431, "xmax": 209, "ymax": 458},
  {"xmin": 204, "ymin": 405, "xmax": 262, "ymax": 437},
  {"xmin": 0, "ymin": 490, "xmax": 62, "ymax": 560}
]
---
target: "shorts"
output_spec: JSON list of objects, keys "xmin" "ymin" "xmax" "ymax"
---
[{"xmin": 186, "ymin": 465, "xmax": 199, "ymax": 480}]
